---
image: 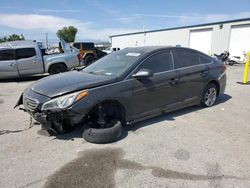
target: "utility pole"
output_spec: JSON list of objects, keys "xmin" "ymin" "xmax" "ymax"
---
[
  {"xmin": 45, "ymin": 33, "xmax": 48, "ymax": 49},
  {"xmin": 143, "ymin": 26, "xmax": 146, "ymax": 46}
]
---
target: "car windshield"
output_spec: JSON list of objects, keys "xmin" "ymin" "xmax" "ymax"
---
[{"xmin": 82, "ymin": 49, "xmax": 143, "ymax": 77}]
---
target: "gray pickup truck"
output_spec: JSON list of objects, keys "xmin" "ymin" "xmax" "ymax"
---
[{"xmin": 0, "ymin": 40, "xmax": 81, "ymax": 79}]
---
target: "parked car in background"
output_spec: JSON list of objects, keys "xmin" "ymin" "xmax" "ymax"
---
[
  {"xmin": 16, "ymin": 46, "xmax": 226, "ymax": 143},
  {"xmin": 72, "ymin": 42, "xmax": 107, "ymax": 65},
  {"xmin": 0, "ymin": 40, "xmax": 81, "ymax": 79}
]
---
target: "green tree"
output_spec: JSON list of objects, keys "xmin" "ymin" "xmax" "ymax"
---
[
  {"xmin": 56, "ymin": 26, "xmax": 78, "ymax": 43},
  {"xmin": 0, "ymin": 34, "xmax": 25, "ymax": 43}
]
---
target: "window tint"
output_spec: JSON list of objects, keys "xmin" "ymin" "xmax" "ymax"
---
[
  {"xmin": 82, "ymin": 49, "xmax": 143, "ymax": 77},
  {"xmin": 173, "ymin": 50, "xmax": 200, "ymax": 69},
  {"xmin": 139, "ymin": 51, "xmax": 173, "ymax": 73},
  {"xmin": 82, "ymin": 43, "xmax": 95, "ymax": 50},
  {"xmin": 0, "ymin": 50, "xmax": 14, "ymax": 61},
  {"xmin": 73, "ymin": 43, "xmax": 80, "ymax": 49},
  {"xmin": 199, "ymin": 54, "xmax": 213, "ymax": 64},
  {"xmin": 16, "ymin": 48, "xmax": 36, "ymax": 60}
]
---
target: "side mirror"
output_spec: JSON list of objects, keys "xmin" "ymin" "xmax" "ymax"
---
[{"xmin": 132, "ymin": 69, "xmax": 153, "ymax": 78}]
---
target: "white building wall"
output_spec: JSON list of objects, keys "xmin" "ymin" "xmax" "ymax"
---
[
  {"xmin": 189, "ymin": 29, "xmax": 213, "ymax": 54},
  {"xmin": 111, "ymin": 33, "xmax": 144, "ymax": 49},
  {"xmin": 111, "ymin": 19, "xmax": 250, "ymax": 56},
  {"xmin": 144, "ymin": 29, "xmax": 189, "ymax": 47},
  {"xmin": 210, "ymin": 24, "xmax": 231, "ymax": 54}
]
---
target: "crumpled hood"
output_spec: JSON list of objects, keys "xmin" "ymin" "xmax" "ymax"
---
[{"xmin": 30, "ymin": 71, "xmax": 116, "ymax": 98}]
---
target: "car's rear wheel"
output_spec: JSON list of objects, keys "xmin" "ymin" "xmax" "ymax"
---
[
  {"xmin": 49, "ymin": 64, "xmax": 67, "ymax": 75},
  {"xmin": 201, "ymin": 83, "xmax": 217, "ymax": 107}
]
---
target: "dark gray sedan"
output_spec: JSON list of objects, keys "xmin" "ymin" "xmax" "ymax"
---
[{"xmin": 16, "ymin": 46, "xmax": 226, "ymax": 143}]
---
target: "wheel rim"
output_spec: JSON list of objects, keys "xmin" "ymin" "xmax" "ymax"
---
[{"xmin": 204, "ymin": 88, "xmax": 217, "ymax": 106}]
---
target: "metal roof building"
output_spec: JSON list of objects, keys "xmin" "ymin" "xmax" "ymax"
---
[{"xmin": 110, "ymin": 18, "xmax": 250, "ymax": 59}]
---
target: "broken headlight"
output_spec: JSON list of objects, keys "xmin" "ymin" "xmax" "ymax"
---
[{"xmin": 41, "ymin": 90, "xmax": 88, "ymax": 111}]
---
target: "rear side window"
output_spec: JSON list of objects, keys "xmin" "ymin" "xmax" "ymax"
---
[
  {"xmin": 73, "ymin": 43, "xmax": 80, "ymax": 49},
  {"xmin": 173, "ymin": 50, "xmax": 200, "ymax": 69},
  {"xmin": 16, "ymin": 48, "xmax": 36, "ymax": 60},
  {"xmin": 139, "ymin": 51, "xmax": 173, "ymax": 73},
  {"xmin": 82, "ymin": 43, "xmax": 95, "ymax": 50},
  {"xmin": 0, "ymin": 50, "xmax": 14, "ymax": 61},
  {"xmin": 199, "ymin": 54, "xmax": 213, "ymax": 64}
]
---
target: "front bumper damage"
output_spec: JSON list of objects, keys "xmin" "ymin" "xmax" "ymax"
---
[
  {"xmin": 33, "ymin": 110, "xmax": 84, "ymax": 133},
  {"xmin": 15, "ymin": 91, "xmax": 85, "ymax": 134}
]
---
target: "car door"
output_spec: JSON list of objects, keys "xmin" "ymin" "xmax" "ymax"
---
[
  {"xmin": 16, "ymin": 47, "xmax": 42, "ymax": 76},
  {"xmin": 0, "ymin": 49, "xmax": 19, "ymax": 79},
  {"xmin": 130, "ymin": 50, "xmax": 180, "ymax": 119},
  {"xmin": 172, "ymin": 49, "xmax": 209, "ymax": 103}
]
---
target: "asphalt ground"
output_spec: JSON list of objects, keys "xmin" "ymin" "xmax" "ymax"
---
[{"xmin": 0, "ymin": 65, "xmax": 250, "ymax": 188}]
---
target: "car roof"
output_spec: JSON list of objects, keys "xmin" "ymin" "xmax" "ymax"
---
[
  {"xmin": 124, "ymin": 46, "xmax": 172, "ymax": 53},
  {"xmin": 0, "ymin": 40, "xmax": 39, "ymax": 49},
  {"xmin": 123, "ymin": 46, "xmax": 208, "ymax": 56}
]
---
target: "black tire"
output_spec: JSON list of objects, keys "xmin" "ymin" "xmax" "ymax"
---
[
  {"xmin": 201, "ymin": 83, "xmax": 217, "ymax": 107},
  {"xmin": 228, "ymin": 60, "xmax": 235, "ymax": 66},
  {"xmin": 49, "ymin": 64, "xmax": 67, "ymax": 75},
  {"xmin": 84, "ymin": 55, "xmax": 94, "ymax": 65},
  {"xmin": 82, "ymin": 120, "xmax": 123, "ymax": 144}
]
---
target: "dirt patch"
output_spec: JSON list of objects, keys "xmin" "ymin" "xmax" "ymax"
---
[
  {"xmin": 45, "ymin": 148, "xmax": 122, "ymax": 188},
  {"xmin": 0, "ymin": 99, "xmax": 4, "ymax": 104},
  {"xmin": 206, "ymin": 163, "xmax": 223, "ymax": 188},
  {"xmin": 174, "ymin": 149, "xmax": 190, "ymax": 161},
  {"xmin": 45, "ymin": 148, "xmax": 249, "ymax": 188}
]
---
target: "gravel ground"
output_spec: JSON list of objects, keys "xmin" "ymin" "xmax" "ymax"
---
[{"xmin": 0, "ymin": 65, "xmax": 250, "ymax": 188}]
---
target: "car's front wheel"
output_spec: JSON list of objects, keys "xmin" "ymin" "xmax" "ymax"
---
[
  {"xmin": 82, "ymin": 102, "xmax": 125, "ymax": 143},
  {"xmin": 82, "ymin": 120, "xmax": 123, "ymax": 144},
  {"xmin": 201, "ymin": 83, "xmax": 217, "ymax": 107}
]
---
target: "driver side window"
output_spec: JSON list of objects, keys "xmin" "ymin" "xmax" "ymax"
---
[
  {"xmin": 16, "ymin": 48, "xmax": 36, "ymax": 60},
  {"xmin": 0, "ymin": 50, "xmax": 15, "ymax": 61},
  {"xmin": 139, "ymin": 51, "xmax": 173, "ymax": 74}
]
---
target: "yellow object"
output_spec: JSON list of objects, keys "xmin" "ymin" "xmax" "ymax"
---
[
  {"xmin": 243, "ymin": 51, "xmax": 250, "ymax": 84},
  {"xmin": 76, "ymin": 91, "xmax": 88, "ymax": 101}
]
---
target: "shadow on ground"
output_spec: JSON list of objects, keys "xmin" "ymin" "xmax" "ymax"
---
[
  {"xmin": 0, "ymin": 75, "xmax": 47, "ymax": 83},
  {"xmin": 37, "ymin": 126, "xmax": 82, "ymax": 141},
  {"xmin": 44, "ymin": 148, "xmax": 248, "ymax": 188},
  {"xmin": 45, "ymin": 93, "xmax": 231, "ymax": 142},
  {"xmin": 237, "ymin": 81, "xmax": 250, "ymax": 85},
  {"xmin": 127, "ymin": 93, "xmax": 232, "ymax": 132}
]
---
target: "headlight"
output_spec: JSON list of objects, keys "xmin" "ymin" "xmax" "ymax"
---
[{"xmin": 41, "ymin": 90, "xmax": 88, "ymax": 111}]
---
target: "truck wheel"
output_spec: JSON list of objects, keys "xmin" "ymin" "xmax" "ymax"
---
[
  {"xmin": 82, "ymin": 120, "xmax": 123, "ymax": 144},
  {"xmin": 84, "ymin": 55, "xmax": 94, "ymax": 66},
  {"xmin": 49, "ymin": 64, "xmax": 67, "ymax": 75}
]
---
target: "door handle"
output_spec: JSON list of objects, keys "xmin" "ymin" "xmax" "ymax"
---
[
  {"xmin": 200, "ymin": 70, "xmax": 208, "ymax": 77},
  {"xmin": 168, "ymin": 78, "xmax": 179, "ymax": 85},
  {"xmin": 33, "ymin": 60, "xmax": 36, "ymax": 63},
  {"xmin": 9, "ymin": 62, "xmax": 16, "ymax": 67}
]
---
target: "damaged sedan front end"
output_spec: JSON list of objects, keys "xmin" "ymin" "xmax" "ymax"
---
[
  {"xmin": 14, "ymin": 65, "xmax": 118, "ymax": 134},
  {"xmin": 16, "ymin": 87, "xmax": 88, "ymax": 133}
]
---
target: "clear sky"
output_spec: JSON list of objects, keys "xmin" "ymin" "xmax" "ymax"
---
[{"xmin": 0, "ymin": 0, "xmax": 249, "ymax": 43}]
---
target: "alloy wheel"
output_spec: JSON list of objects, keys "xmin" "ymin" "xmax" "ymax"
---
[{"xmin": 204, "ymin": 88, "xmax": 217, "ymax": 107}]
